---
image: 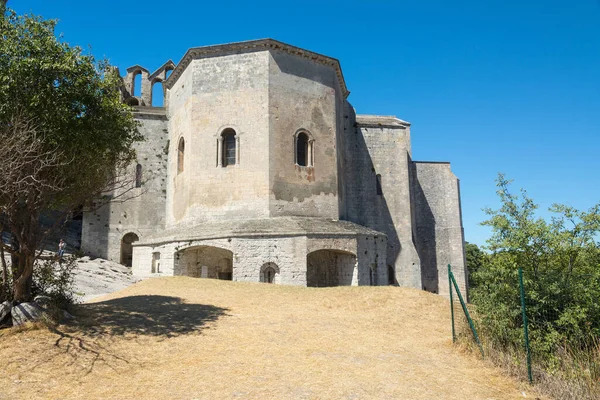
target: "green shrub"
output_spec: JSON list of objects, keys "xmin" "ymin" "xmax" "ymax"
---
[
  {"xmin": 31, "ymin": 255, "xmax": 78, "ymax": 309},
  {"xmin": 468, "ymin": 175, "xmax": 600, "ymax": 396}
]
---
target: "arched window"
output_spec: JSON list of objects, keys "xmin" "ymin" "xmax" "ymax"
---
[
  {"xmin": 296, "ymin": 132, "xmax": 308, "ymax": 167},
  {"xmin": 135, "ymin": 164, "xmax": 142, "ymax": 188},
  {"xmin": 294, "ymin": 130, "xmax": 313, "ymax": 167},
  {"xmin": 260, "ymin": 262, "xmax": 280, "ymax": 284},
  {"xmin": 376, "ymin": 174, "xmax": 383, "ymax": 195},
  {"xmin": 177, "ymin": 137, "xmax": 185, "ymax": 174},
  {"xmin": 221, "ymin": 128, "xmax": 236, "ymax": 167}
]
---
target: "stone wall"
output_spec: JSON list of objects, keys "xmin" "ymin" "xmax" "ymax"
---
[
  {"xmin": 166, "ymin": 52, "xmax": 271, "ymax": 227},
  {"xmin": 343, "ymin": 110, "xmax": 422, "ymax": 289},
  {"xmin": 268, "ymin": 50, "xmax": 342, "ymax": 219},
  {"xmin": 132, "ymin": 231, "xmax": 387, "ymax": 287},
  {"xmin": 411, "ymin": 162, "xmax": 467, "ymax": 296},
  {"xmin": 81, "ymin": 109, "xmax": 169, "ymax": 262}
]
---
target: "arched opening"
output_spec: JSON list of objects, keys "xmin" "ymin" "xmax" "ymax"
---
[
  {"xmin": 376, "ymin": 174, "xmax": 383, "ymax": 195},
  {"xmin": 176, "ymin": 245, "xmax": 233, "ymax": 280},
  {"xmin": 133, "ymin": 72, "xmax": 142, "ymax": 97},
  {"xmin": 294, "ymin": 130, "xmax": 313, "ymax": 167},
  {"xmin": 135, "ymin": 164, "xmax": 142, "ymax": 188},
  {"xmin": 221, "ymin": 128, "xmax": 236, "ymax": 167},
  {"xmin": 151, "ymin": 79, "xmax": 164, "ymax": 107},
  {"xmin": 120, "ymin": 233, "xmax": 139, "ymax": 267},
  {"xmin": 177, "ymin": 137, "xmax": 185, "ymax": 173},
  {"xmin": 165, "ymin": 68, "xmax": 173, "ymax": 80},
  {"xmin": 296, "ymin": 132, "xmax": 308, "ymax": 166},
  {"xmin": 306, "ymin": 249, "xmax": 357, "ymax": 287},
  {"xmin": 260, "ymin": 262, "xmax": 280, "ymax": 284}
]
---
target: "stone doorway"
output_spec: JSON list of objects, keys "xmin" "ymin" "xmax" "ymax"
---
[{"xmin": 120, "ymin": 233, "xmax": 139, "ymax": 267}]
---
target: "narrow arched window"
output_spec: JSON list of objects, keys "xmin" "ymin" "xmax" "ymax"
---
[
  {"xmin": 177, "ymin": 137, "xmax": 185, "ymax": 174},
  {"xmin": 296, "ymin": 133, "xmax": 309, "ymax": 167},
  {"xmin": 376, "ymin": 174, "xmax": 383, "ymax": 195},
  {"xmin": 221, "ymin": 128, "xmax": 236, "ymax": 167},
  {"xmin": 151, "ymin": 79, "xmax": 164, "ymax": 107},
  {"xmin": 135, "ymin": 164, "xmax": 142, "ymax": 188},
  {"xmin": 295, "ymin": 130, "xmax": 313, "ymax": 167},
  {"xmin": 133, "ymin": 72, "xmax": 142, "ymax": 97}
]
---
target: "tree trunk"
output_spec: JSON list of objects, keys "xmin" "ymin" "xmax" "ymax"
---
[{"xmin": 13, "ymin": 254, "xmax": 33, "ymax": 303}]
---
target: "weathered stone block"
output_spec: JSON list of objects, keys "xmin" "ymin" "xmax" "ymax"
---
[{"xmin": 12, "ymin": 302, "xmax": 45, "ymax": 326}]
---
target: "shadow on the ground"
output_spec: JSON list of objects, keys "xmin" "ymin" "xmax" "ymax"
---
[
  {"xmin": 69, "ymin": 295, "xmax": 230, "ymax": 338},
  {"xmin": 25, "ymin": 295, "xmax": 230, "ymax": 375}
]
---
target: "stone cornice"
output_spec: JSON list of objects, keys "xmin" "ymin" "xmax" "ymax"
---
[
  {"xmin": 356, "ymin": 115, "xmax": 411, "ymax": 128},
  {"xmin": 164, "ymin": 39, "xmax": 350, "ymax": 98}
]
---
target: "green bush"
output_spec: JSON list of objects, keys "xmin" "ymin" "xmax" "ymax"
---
[{"xmin": 31, "ymin": 255, "xmax": 78, "ymax": 309}]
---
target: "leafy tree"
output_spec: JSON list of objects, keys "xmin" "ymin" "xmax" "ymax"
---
[
  {"xmin": 465, "ymin": 242, "xmax": 486, "ymax": 289},
  {"xmin": 471, "ymin": 174, "xmax": 600, "ymax": 357},
  {"xmin": 0, "ymin": 9, "xmax": 141, "ymax": 302}
]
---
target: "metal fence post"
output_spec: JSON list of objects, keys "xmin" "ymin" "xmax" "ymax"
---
[
  {"xmin": 450, "ymin": 269, "xmax": 484, "ymax": 358},
  {"xmin": 518, "ymin": 267, "xmax": 533, "ymax": 383},
  {"xmin": 449, "ymin": 264, "xmax": 456, "ymax": 343}
]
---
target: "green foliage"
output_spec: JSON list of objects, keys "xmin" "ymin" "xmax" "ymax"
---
[
  {"xmin": 465, "ymin": 242, "xmax": 487, "ymax": 289},
  {"xmin": 471, "ymin": 174, "xmax": 600, "ymax": 368},
  {"xmin": 0, "ymin": 8, "xmax": 141, "ymax": 302},
  {"xmin": 0, "ymin": 9, "xmax": 141, "ymax": 210},
  {"xmin": 32, "ymin": 256, "xmax": 78, "ymax": 309}
]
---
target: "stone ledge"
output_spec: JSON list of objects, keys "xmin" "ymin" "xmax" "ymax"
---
[
  {"xmin": 132, "ymin": 106, "xmax": 168, "ymax": 119},
  {"xmin": 135, "ymin": 217, "xmax": 385, "ymax": 246},
  {"xmin": 356, "ymin": 114, "xmax": 410, "ymax": 128}
]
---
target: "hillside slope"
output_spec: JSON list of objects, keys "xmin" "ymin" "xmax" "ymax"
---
[{"xmin": 0, "ymin": 278, "xmax": 541, "ymax": 399}]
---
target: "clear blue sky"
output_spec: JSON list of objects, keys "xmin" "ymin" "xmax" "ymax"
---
[{"xmin": 10, "ymin": 1, "xmax": 600, "ymax": 246}]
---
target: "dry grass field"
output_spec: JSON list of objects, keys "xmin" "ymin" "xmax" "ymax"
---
[{"xmin": 0, "ymin": 277, "xmax": 542, "ymax": 399}]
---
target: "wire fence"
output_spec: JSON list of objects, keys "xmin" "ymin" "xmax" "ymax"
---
[{"xmin": 449, "ymin": 264, "xmax": 600, "ymax": 399}]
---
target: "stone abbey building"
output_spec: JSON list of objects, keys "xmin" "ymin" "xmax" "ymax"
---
[{"xmin": 81, "ymin": 39, "xmax": 467, "ymax": 296}]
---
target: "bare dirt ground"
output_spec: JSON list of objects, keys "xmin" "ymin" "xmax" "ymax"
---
[{"xmin": 0, "ymin": 277, "xmax": 543, "ymax": 400}]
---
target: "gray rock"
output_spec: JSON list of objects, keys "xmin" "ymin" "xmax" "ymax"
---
[
  {"xmin": 11, "ymin": 302, "xmax": 45, "ymax": 326},
  {"xmin": 0, "ymin": 301, "xmax": 11, "ymax": 323},
  {"xmin": 34, "ymin": 295, "xmax": 53, "ymax": 309}
]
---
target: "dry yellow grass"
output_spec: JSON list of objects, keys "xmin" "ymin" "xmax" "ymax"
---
[{"xmin": 0, "ymin": 277, "xmax": 544, "ymax": 399}]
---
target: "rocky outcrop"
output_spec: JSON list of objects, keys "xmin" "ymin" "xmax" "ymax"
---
[
  {"xmin": 0, "ymin": 297, "xmax": 76, "ymax": 329},
  {"xmin": 11, "ymin": 302, "xmax": 46, "ymax": 326}
]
